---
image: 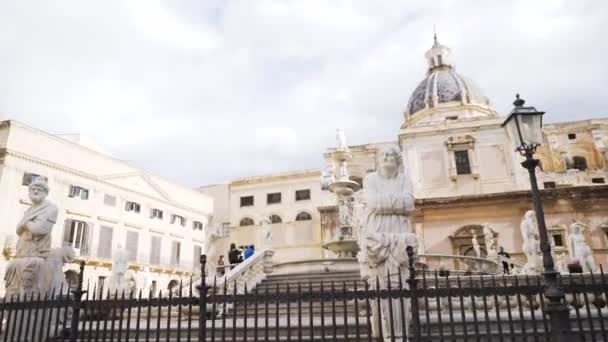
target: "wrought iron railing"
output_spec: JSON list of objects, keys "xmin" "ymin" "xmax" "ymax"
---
[{"xmin": 0, "ymin": 252, "xmax": 607, "ymax": 341}]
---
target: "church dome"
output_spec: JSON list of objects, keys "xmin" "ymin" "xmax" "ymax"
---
[{"xmin": 405, "ymin": 36, "xmax": 494, "ymax": 119}]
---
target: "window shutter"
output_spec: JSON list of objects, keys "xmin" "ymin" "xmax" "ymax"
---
[
  {"xmin": 97, "ymin": 226, "xmax": 113, "ymax": 259},
  {"xmin": 149, "ymin": 236, "xmax": 161, "ymax": 265},
  {"xmin": 62, "ymin": 220, "xmax": 73, "ymax": 245},
  {"xmin": 81, "ymin": 222, "xmax": 94, "ymax": 256},
  {"xmin": 193, "ymin": 245, "xmax": 202, "ymax": 269},
  {"xmin": 126, "ymin": 231, "xmax": 139, "ymax": 262}
]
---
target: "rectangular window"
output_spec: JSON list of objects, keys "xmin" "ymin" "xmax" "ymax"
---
[
  {"xmin": 96, "ymin": 225, "xmax": 113, "ymax": 259},
  {"xmin": 568, "ymin": 133, "xmax": 577, "ymax": 140},
  {"xmin": 68, "ymin": 185, "xmax": 89, "ymax": 200},
  {"xmin": 552, "ymin": 234, "xmax": 564, "ymax": 247},
  {"xmin": 295, "ymin": 189, "xmax": 311, "ymax": 201},
  {"xmin": 193, "ymin": 221, "xmax": 203, "ymax": 230},
  {"xmin": 267, "ymin": 192, "xmax": 281, "ymax": 204},
  {"xmin": 125, "ymin": 201, "xmax": 141, "ymax": 213},
  {"xmin": 22, "ymin": 173, "xmax": 47, "ymax": 186},
  {"xmin": 592, "ymin": 178, "xmax": 606, "ymax": 184},
  {"xmin": 63, "ymin": 220, "xmax": 91, "ymax": 256},
  {"xmin": 171, "ymin": 214, "xmax": 186, "ymax": 226},
  {"xmin": 193, "ymin": 245, "xmax": 202, "ymax": 269},
  {"xmin": 171, "ymin": 241, "xmax": 181, "ymax": 266},
  {"xmin": 125, "ymin": 230, "xmax": 139, "ymax": 261},
  {"xmin": 149, "ymin": 236, "xmax": 161, "ymax": 265},
  {"xmin": 151, "ymin": 208, "xmax": 164, "ymax": 219},
  {"xmin": 103, "ymin": 194, "xmax": 117, "ymax": 206},
  {"xmin": 240, "ymin": 196, "xmax": 254, "ymax": 207},
  {"xmin": 454, "ymin": 150, "xmax": 471, "ymax": 175}
]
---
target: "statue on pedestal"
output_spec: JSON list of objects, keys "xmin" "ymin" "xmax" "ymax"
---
[
  {"xmin": 483, "ymin": 225, "xmax": 498, "ymax": 258},
  {"xmin": 568, "ymin": 222, "xmax": 597, "ymax": 272},
  {"xmin": 4, "ymin": 179, "xmax": 74, "ymax": 298},
  {"xmin": 471, "ymin": 231, "xmax": 481, "ymax": 258},
  {"xmin": 107, "ymin": 244, "xmax": 130, "ymax": 294},
  {"xmin": 361, "ymin": 145, "xmax": 418, "ymax": 341},
  {"xmin": 336, "ymin": 128, "xmax": 348, "ymax": 151},
  {"xmin": 260, "ymin": 216, "xmax": 273, "ymax": 249},
  {"xmin": 520, "ymin": 210, "xmax": 541, "ymax": 274}
]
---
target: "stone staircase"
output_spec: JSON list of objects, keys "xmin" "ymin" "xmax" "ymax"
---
[{"xmin": 230, "ymin": 270, "xmax": 367, "ymax": 317}]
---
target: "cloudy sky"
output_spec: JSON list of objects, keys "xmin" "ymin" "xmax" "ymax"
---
[{"xmin": 0, "ymin": 1, "xmax": 606, "ymax": 186}]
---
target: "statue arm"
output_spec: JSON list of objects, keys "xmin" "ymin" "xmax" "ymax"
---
[
  {"xmin": 25, "ymin": 207, "xmax": 58, "ymax": 235},
  {"xmin": 365, "ymin": 176, "xmax": 415, "ymax": 213}
]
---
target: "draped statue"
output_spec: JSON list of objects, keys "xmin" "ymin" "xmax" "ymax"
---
[
  {"xmin": 520, "ymin": 210, "xmax": 541, "ymax": 274},
  {"xmin": 4, "ymin": 179, "xmax": 74, "ymax": 297},
  {"xmin": 568, "ymin": 222, "xmax": 597, "ymax": 272},
  {"xmin": 361, "ymin": 145, "xmax": 418, "ymax": 341}
]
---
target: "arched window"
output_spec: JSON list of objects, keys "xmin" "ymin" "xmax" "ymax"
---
[
  {"xmin": 269, "ymin": 215, "xmax": 282, "ymax": 224},
  {"xmin": 573, "ymin": 156, "xmax": 588, "ymax": 171},
  {"xmin": 239, "ymin": 217, "xmax": 254, "ymax": 227},
  {"xmin": 295, "ymin": 212, "xmax": 312, "ymax": 221}
]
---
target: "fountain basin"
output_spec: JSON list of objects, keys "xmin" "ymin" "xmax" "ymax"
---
[{"xmin": 323, "ymin": 239, "xmax": 360, "ymax": 258}]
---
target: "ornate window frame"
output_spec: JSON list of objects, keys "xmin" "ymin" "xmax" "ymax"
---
[
  {"xmin": 444, "ymin": 135, "xmax": 479, "ymax": 181},
  {"xmin": 548, "ymin": 225, "xmax": 568, "ymax": 254}
]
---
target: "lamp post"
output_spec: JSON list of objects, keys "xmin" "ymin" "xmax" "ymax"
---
[{"xmin": 502, "ymin": 94, "xmax": 570, "ymax": 340}]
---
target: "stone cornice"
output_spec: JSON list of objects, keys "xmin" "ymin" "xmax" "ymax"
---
[
  {"xmin": 231, "ymin": 169, "xmax": 321, "ymax": 186},
  {"xmin": 2, "ymin": 148, "xmax": 210, "ymax": 217},
  {"xmin": 417, "ymin": 185, "xmax": 608, "ymax": 209},
  {"xmin": 316, "ymin": 185, "xmax": 608, "ymax": 212}
]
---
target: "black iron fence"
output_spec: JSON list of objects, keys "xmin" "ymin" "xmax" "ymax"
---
[{"xmin": 1, "ymin": 253, "xmax": 607, "ymax": 341}]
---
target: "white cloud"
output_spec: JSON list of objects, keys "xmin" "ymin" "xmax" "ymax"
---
[{"xmin": 0, "ymin": 0, "xmax": 606, "ymax": 186}]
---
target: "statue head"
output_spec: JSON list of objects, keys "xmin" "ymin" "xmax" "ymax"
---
[
  {"xmin": 524, "ymin": 210, "xmax": 535, "ymax": 221},
  {"xmin": 28, "ymin": 179, "xmax": 49, "ymax": 205},
  {"xmin": 378, "ymin": 146, "xmax": 402, "ymax": 179},
  {"xmin": 570, "ymin": 222, "xmax": 586, "ymax": 234}
]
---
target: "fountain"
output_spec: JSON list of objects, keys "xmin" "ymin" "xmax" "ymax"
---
[{"xmin": 322, "ymin": 129, "xmax": 361, "ymax": 258}]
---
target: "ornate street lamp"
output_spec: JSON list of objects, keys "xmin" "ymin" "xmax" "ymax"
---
[{"xmin": 502, "ymin": 94, "xmax": 570, "ymax": 340}]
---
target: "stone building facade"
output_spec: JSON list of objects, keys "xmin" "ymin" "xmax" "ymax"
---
[
  {"xmin": 0, "ymin": 120, "xmax": 214, "ymax": 295},
  {"xmin": 202, "ymin": 37, "xmax": 608, "ymax": 271}
]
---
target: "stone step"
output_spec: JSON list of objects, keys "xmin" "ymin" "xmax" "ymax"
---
[{"xmin": 263, "ymin": 271, "xmax": 361, "ymax": 282}]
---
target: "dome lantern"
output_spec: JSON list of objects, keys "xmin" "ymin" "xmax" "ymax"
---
[{"xmin": 425, "ymin": 33, "xmax": 454, "ymax": 72}]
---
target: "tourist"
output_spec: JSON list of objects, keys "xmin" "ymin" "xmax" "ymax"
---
[
  {"xmin": 228, "ymin": 243, "xmax": 241, "ymax": 265},
  {"xmin": 244, "ymin": 245, "xmax": 254, "ymax": 260},
  {"xmin": 217, "ymin": 255, "xmax": 225, "ymax": 275},
  {"xmin": 498, "ymin": 247, "xmax": 512, "ymax": 274}
]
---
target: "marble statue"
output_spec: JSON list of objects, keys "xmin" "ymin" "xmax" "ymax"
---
[
  {"xmin": 337, "ymin": 198, "xmax": 354, "ymax": 238},
  {"xmin": 204, "ymin": 221, "xmax": 223, "ymax": 277},
  {"xmin": 483, "ymin": 225, "xmax": 498, "ymax": 258},
  {"xmin": 142, "ymin": 266, "xmax": 153, "ymax": 296},
  {"xmin": 336, "ymin": 128, "xmax": 348, "ymax": 151},
  {"xmin": 260, "ymin": 216, "xmax": 273, "ymax": 248},
  {"xmin": 338, "ymin": 161, "xmax": 349, "ymax": 180},
  {"xmin": 568, "ymin": 222, "xmax": 597, "ymax": 272},
  {"xmin": 520, "ymin": 210, "xmax": 541, "ymax": 274},
  {"xmin": 471, "ymin": 231, "xmax": 481, "ymax": 257},
  {"xmin": 4, "ymin": 179, "xmax": 74, "ymax": 297},
  {"xmin": 320, "ymin": 165, "xmax": 335, "ymax": 190},
  {"xmin": 361, "ymin": 145, "xmax": 418, "ymax": 341},
  {"xmin": 108, "ymin": 244, "xmax": 130, "ymax": 293}
]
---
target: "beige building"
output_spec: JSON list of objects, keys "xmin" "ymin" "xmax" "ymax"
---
[
  {"xmin": 201, "ymin": 38, "xmax": 608, "ymax": 271},
  {"xmin": 0, "ymin": 120, "xmax": 214, "ymax": 295},
  {"xmin": 199, "ymin": 170, "xmax": 334, "ymax": 264}
]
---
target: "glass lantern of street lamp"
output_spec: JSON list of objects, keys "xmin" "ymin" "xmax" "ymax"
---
[{"xmin": 502, "ymin": 94, "xmax": 545, "ymax": 155}]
